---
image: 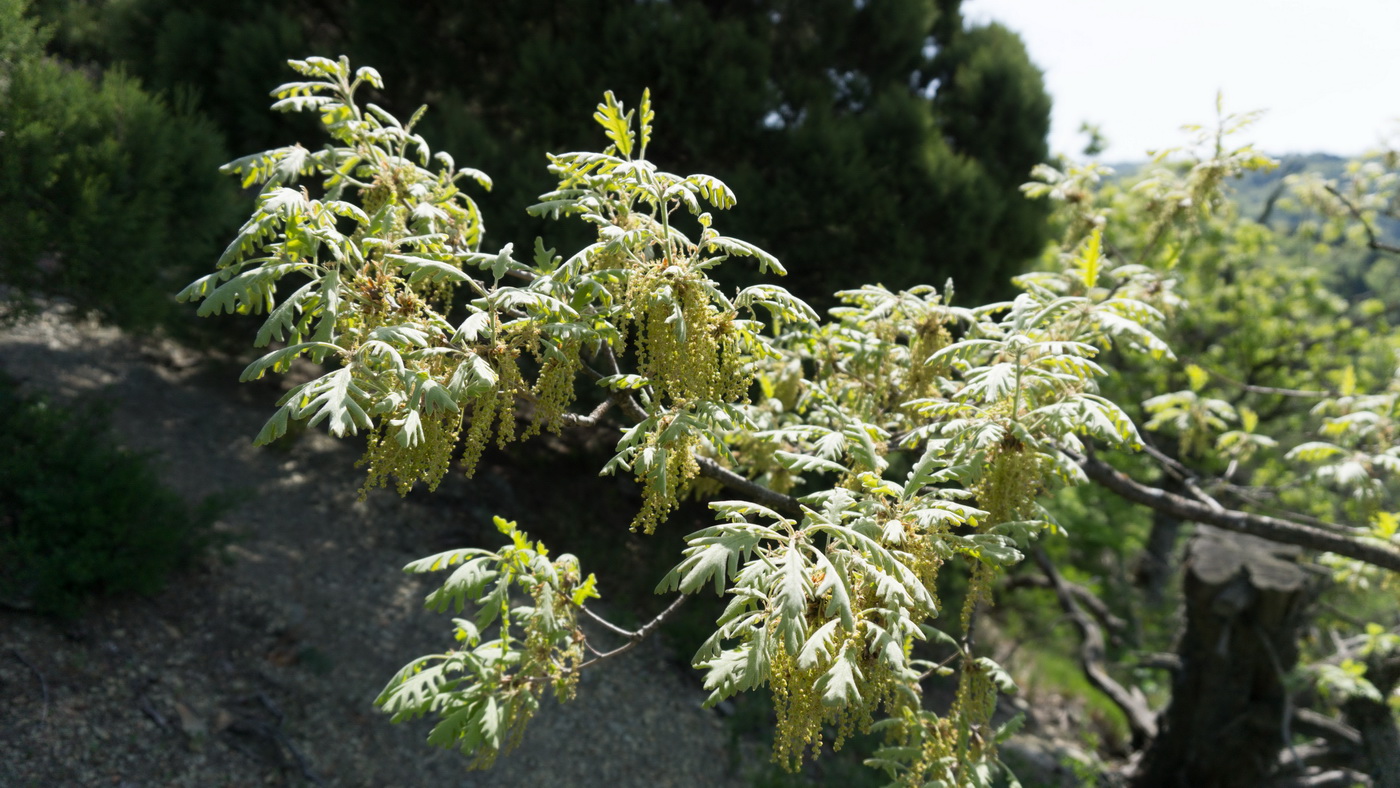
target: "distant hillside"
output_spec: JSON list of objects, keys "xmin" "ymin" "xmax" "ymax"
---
[
  {"xmin": 1230, "ymin": 153, "xmax": 1349, "ymax": 224},
  {"xmin": 1102, "ymin": 152, "xmax": 1400, "ymax": 301},
  {"xmin": 1106, "ymin": 153, "xmax": 1348, "ymax": 225}
]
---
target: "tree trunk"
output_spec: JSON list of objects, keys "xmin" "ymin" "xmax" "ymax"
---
[
  {"xmin": 1131, "ymin": 527, "xmax": 1320, "ymax": 788},
  {"xmin": 1343, "ymin": 652, "xmax": 1400, "ymax": 788}
]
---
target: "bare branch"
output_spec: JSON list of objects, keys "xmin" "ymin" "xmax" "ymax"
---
[
  {"xmin": 1222, "ymin": 485, "xmax": 1370, "ymax": 536},
  {"xmin": 1325, "ymin": 184, "xmax": 1400, "ymax": 255},
  {"xmin": 694, "ymin": 456, "xmax": 802, "ymax": 517},
  {"xmin": 558, "ymin": 398, "xmax": 613, "ymax": 428},
  {"xmin": 1136, "ymin": 652, "xmax": 1183, "ymax": 673},
  {"xmin": 1030, "ymin": 546, "xmax": 1159, "ymax": 747},
  {"xmin": 1069, "ymin": 449, "xmax": 1400, "ymax": 573},
  {"xmin": 580, "ymin": 604, "xmax": 638, "ymax": 638},
  {"xmin": 1189, "ymin": 360, "xmax": 1335, "ymax": 399},
  {"xmin": 574, "ymin": 594, "xmax": 688, "ymax": 672},
  {"xmin": 1139, "ymin": 440, "xmax": 1226, "ymax": 512},
  {"xmin": 1293, "ymin": 708, "xmax": 1363, "ymax": 750},
  {"xmin": 1002, "ymin": 573, "xmax": 1128, "ymax": 636}
]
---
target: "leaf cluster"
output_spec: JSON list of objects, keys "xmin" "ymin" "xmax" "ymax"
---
[
  {"xmin": 375, "ymin": 517, "xmax": 599, "ymax": 769},
  {"xmin": 187, "ymin": 58, "xmax": 1400, "ymax": 785}
]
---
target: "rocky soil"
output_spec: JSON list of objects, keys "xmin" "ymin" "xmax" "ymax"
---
[{"xmin": 0, "ymin": 308, "xmax": 748, "ymax": 788}]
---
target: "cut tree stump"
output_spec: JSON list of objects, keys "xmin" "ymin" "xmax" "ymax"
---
[{"xmin": 1132, "ymin": 527, "xmax": 1323, "ymax": 788}]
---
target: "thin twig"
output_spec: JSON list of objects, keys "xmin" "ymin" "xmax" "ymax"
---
[
  {"xmin": 581, "ymin": 604, "xmax": 639, "ymax": 638},
  {"xmin": 574, "ymin": 594, "xmax": 688, "ymax": 672},
  {"xmin": 1325, "ymin": 184, "xmax": 1400, "ymax": 255},
  {"xmin": 917, "ymin": 648, "xmax": 964, "ymax": 681},
  {"xmin": 1137, "ymin": 441, "xmax": 1226, "ymax": 513},
  {"xmin": 1191, "ymin": 360, "xmax": 1335, "ymax": 399}
]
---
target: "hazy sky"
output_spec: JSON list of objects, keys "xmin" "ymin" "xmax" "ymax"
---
[{"xmin": 963, "ymin": 0, "xmax": 1400, "ymax": 161}]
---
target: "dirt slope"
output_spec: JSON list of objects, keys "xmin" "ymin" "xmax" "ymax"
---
[{"xmin": 0, "ymin": 308, "xmax": 745, "ymax": 788}]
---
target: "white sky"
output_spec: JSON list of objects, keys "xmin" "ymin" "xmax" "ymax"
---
[{"xmin": 963, "ymin": 0, "xmax": 1400, "ymax": 160}]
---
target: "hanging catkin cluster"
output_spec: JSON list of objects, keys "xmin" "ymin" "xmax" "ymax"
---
[
  {"xmin": 357, "ymin": 326, "xmax": 586, "ymax": 495},
  {"xmin": 628, "ymin": 260, "xmax": 750, "ymax": 406},
  {"xmin": 358, "ymin": 407, "xmax": 465, "ymax": 497},
  {"xmin": 521, "ymin": 335, "xmax": 584, "ymax": 439},
  {"xmin": 769, "ymin": 623, "xmax": 908, "ymax": 773},
  {"xmin": 903, "ymin": 315, "xmax": 953, "ymax": 404},
  {"xmin": 617, "ymin": 255, "xmax": 753, "ymax": 532},
  {"xmin": 459, "ymin": 343, "xmax": 526, "ymax": 478},
  {"xmin": 973, "ymin": 441, "xmax": 1045, "ymax": 526}
]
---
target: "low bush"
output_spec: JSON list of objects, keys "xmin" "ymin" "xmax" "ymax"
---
[
  {"xmin": 0, "ymin": 373, "xmax": 224, "ymax": 616},
  {"xmin": 0, "ymin": 0, "xmax": 239, "ymax": 335}
]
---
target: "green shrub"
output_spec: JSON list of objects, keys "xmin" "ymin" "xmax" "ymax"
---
[
  {"xmin": 0, "ymin": 374, "xmax": 224, "ymax": 616},
  {"xmin": 0, "ymin": 0, "xmax": 239, "ymax": 334}
]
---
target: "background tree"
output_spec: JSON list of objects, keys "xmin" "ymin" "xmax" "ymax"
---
[
  {"xmin": 30, "ymin": 0, "xmax": 1051, "ymax": 309},
  {"xmin": 1013, "ymin": 107, "xmax": 1400, "ymax": 786},
  {"xmin": 0, "ymin": 0, "xmax": 237, "ymax": 332}
]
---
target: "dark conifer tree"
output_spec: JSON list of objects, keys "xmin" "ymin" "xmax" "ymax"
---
[{"xmin": 33, "ymin": 0, "xmax": 1052, "ymax": 307}]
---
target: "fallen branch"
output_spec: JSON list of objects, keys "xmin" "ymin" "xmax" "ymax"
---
[
  {"xmin": 226, "ymin": 717, "xmax": 325, "ymax": 787},
  {"xmin": 9, "ymin": 648, "xmax": 49, "ymax": 726},
  {"xmin": 132, "ymin": 677, "xmax": 169, "ymax": 731}
]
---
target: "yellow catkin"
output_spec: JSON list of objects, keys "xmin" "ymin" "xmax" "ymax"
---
[
  {"xmin": 770, "ymin": 644, "xmax": 825, "ymax": 771},
  {"xmin": 769, "ymin": 621, "xmax": 908, "ymax": 773},
  {"xmin": 493, "ymin": 349, "xmax": 524, "ymax": 449},
  {"xmin": 630, "ymin": 431, "xmax": 701, "ymax": 534},
  {"xmin": 629, "ymin": 263, "xmax": 749, "ymax": 407},
  {"xmin": 357, "ymin": 406, "xmax": 466, "ymax": 498},
  {"xmin": 903, "ymin": 317, "xmax": 952, "ymax": 406},
  {"xmin": 521, "ymin": 337, "xmax": 582, "ymax": 439},
  {"xmin": 615, "ymin": 254, "xmax": 755, "ymax": 533},
  {"xmin": 974, "ymin": 444, "xmax": 1044, "ymax": 526},
  {"xmin": 459, "ymin": 396, "xmax": 497, "ymax": 479}
]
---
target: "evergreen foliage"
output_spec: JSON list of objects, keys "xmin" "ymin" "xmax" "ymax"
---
[
  {"xmin": 44, "ymin": 0, "xmax": 1051, "ymax": 309},
  {"xmin": 0, "ymin": 0, "xmax": 237, "ymax": 333}
]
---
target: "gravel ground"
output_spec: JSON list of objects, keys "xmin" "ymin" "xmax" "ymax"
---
[{"xmin": 0, "ymin": 308, "xmax": 749, "ymax": 788}]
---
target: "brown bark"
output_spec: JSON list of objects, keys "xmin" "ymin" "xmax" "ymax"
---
[
  {"xmin": 1131, "ymin": 528, "xmax": 1321, "ymax": 788},
  {"xmin": 1342, "ymin": 652, "xmax": 1400, "ymax": 788}
]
